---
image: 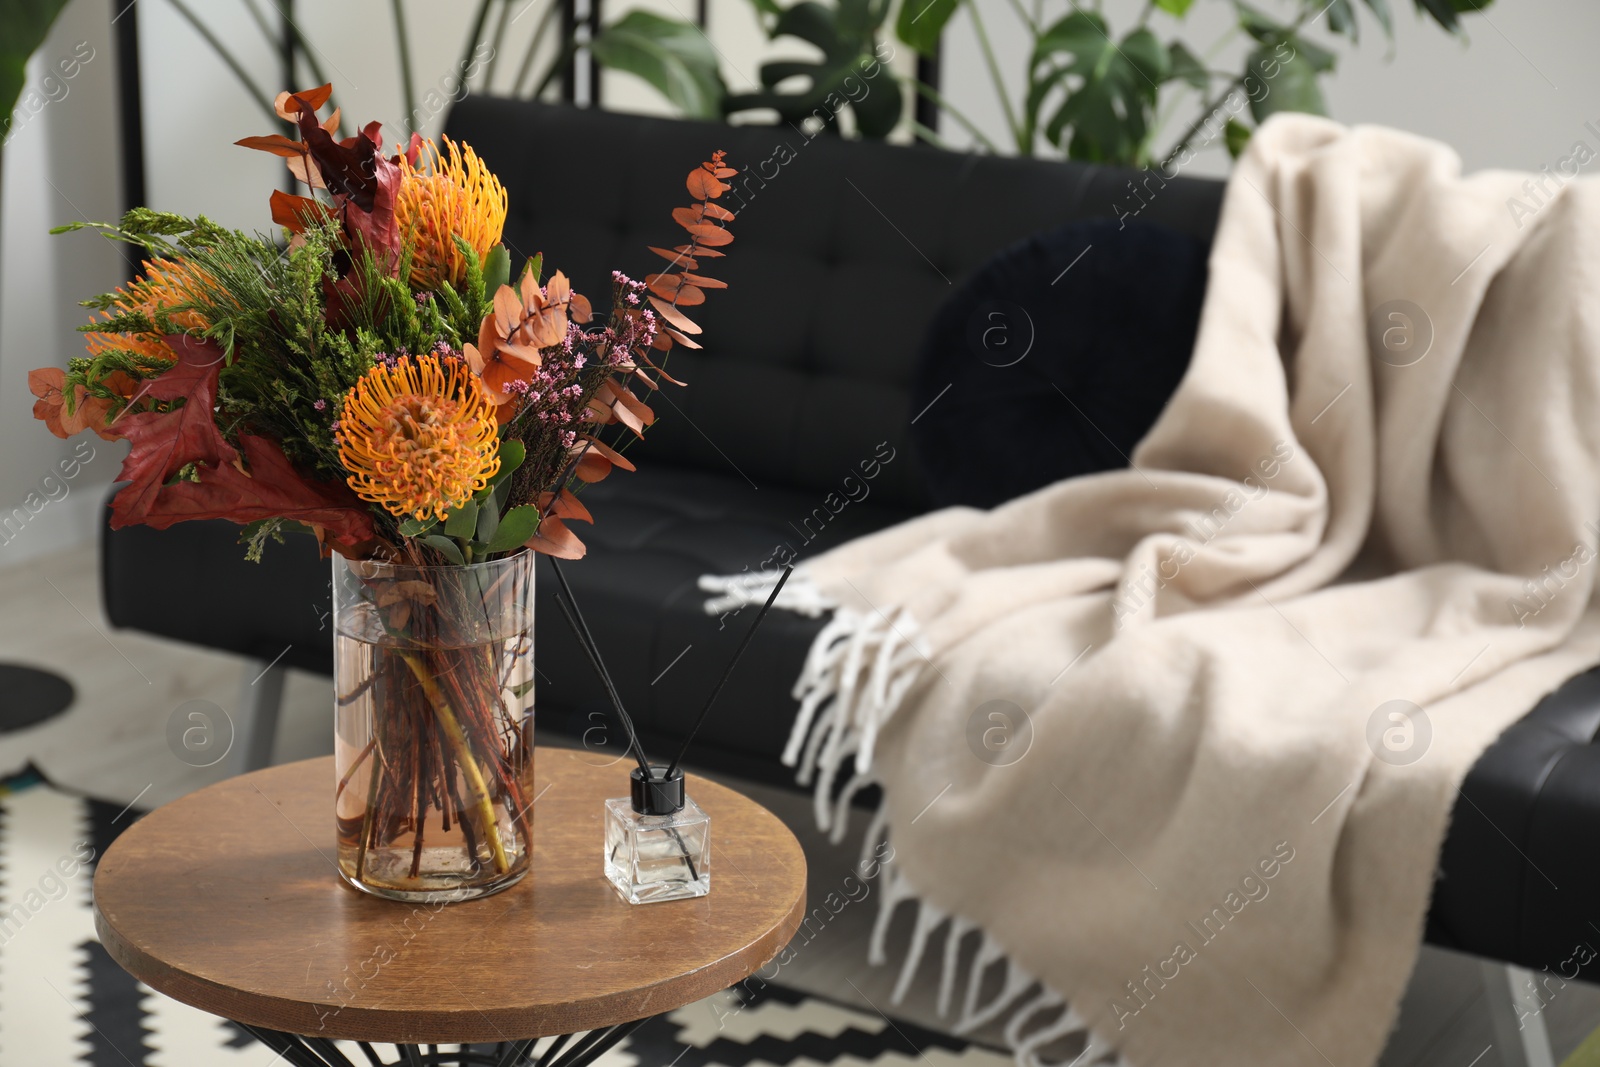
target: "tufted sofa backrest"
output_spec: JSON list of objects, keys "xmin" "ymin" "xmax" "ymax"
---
[{"xmin": 444, "ymin": 98, "xmax": 1225, "ymax": 509}]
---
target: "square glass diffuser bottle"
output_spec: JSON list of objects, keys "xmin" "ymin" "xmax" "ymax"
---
[{"xmin": 604, "ymin": 767, "xmax": 711, "ymax": 904}]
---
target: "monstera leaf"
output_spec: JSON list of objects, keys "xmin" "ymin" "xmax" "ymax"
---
[
  {"xmin": 1033, "ymin": 13, "xmax": 1168, "ymax": 163},
  {"xmin": 0, "ymin": 0, "xmax": 70, "ymax": 141},
  {"xmin": 1414, "ymin": 0, "xmax": 1493, "ymax": 34},
  {"xmin": 896, "ymin": 0, "xmax": 959, "ymax": 55},
  {"xmin": 725, "ymin": 0, "xmax": 903, "ymax": 139},
  {"xmin": 590, "ymin": 10, "xmax": 726, "ymax": 120}
]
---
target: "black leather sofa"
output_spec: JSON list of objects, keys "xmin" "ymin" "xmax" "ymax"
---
[{"xmin": 102, "ymin": 98, "xmax": 1600, "ymax": 1005}]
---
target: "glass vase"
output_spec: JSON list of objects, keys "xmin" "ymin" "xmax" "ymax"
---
[{"xmin": 332, "ymin": 552, "xmax": 535, "ymax": 902}]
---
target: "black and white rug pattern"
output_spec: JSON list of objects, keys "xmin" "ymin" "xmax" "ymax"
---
[{"xmin": 0, "ymin": 770, "xmax": 1010, "ymax": 1066}]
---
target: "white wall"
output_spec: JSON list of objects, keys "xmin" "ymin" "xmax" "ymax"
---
[
  {"xmin": 0, "ymin": 0, "xmax": 1591, "ymax": 560},
  {"xmin": 0, "ymin": 0, "xmax": 127, "ymax": 565}
]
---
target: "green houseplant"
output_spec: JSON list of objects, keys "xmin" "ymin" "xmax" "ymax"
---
[{"xmin": 897, "ymin": 0, "xmax": 1494, "ymax": 166}]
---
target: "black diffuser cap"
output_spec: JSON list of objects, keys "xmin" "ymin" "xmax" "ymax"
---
[{"xmin": 631, "ymin": 765, "xmax": 685, "ymax": 815}]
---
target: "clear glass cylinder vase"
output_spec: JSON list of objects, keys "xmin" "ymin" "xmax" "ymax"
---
[{"xmin": 332, "ymin": 552, "xmax": 535, "ymax": 902}]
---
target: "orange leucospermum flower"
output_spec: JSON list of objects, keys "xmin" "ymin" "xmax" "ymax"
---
[
  {"xmin": 83, "ymin": 258, "xmax": 208, "ymax": 368},
  {"xmin": 394, "ymin": 137, "xmax": 508, "ymax": 292},
  {"xmin": 336, "ymin": 354, "xmax": 501, "ymax": 523}
]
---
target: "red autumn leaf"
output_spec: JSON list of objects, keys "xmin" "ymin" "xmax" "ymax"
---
[
  {"xmin": 112, "ymin": 336, "xmax": 234, "ymax": 519},
  {"xmin": 401, "ymin": 131, "xmax": 424, "ymax": 166},
  {"xmin": 681, "ymin": 272, "xmax": 726, "ymax": 289},
  {"xmin": 107, "ymin": 334, "xmax": 375, "ymax": 553},
  {"xmin": 526, "ymin": 515, "xmax": 586, "ymax": 559},
  {"xmin": 290, "ymin": 109, "xmax": 402, "ymax": 270},
  {"xmin": 134, "ymin": 434, "xmax": 378, "ymax": 555}
]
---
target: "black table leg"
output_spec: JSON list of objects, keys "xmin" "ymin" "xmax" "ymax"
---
[{"xmin": 236, "ymin": 1016, "xmax": 658, "ymax": 1067}]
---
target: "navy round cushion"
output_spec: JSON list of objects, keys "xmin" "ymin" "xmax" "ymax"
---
[{"xmin": 909, "ymin": 219, "xmax": 1209, "ymax": 509}]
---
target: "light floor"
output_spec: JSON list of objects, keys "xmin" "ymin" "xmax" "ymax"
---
[{"xmin": 4, "ymin": 541, "xmax": 1600, "ymax": 1066}]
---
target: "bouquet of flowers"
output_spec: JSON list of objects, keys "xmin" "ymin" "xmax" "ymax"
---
[{"xmin": 28, "ymin": 84, "xmax": 738, "ymax": 900}]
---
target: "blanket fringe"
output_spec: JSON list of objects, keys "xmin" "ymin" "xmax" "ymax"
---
[
  {"xmin": 699, "ymin": 569, "xmax": 836, "ymax": 617},
  {"xmin": 705, "ymin": 580, "xmax": 1121, "ymax": 1066}
]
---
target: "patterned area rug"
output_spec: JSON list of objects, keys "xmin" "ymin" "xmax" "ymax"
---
[{"xmin": 0, "ymin": 768, "xmax": 1010, "ymax": 1066}]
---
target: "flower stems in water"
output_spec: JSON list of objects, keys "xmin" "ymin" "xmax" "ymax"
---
[{"xmin": 399, "ymin": 650, "xmax": 511, "ymax": 875}]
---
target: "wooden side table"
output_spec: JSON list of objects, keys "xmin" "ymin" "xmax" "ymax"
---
[{"xmin": 92, "ymin": 748, "xmax": 807, "ymax": 1067}]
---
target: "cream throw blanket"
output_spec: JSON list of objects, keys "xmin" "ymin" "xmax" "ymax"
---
[{"xmin": 702, "ymin": 115, "xmax": 1600, "ymax": 1067}]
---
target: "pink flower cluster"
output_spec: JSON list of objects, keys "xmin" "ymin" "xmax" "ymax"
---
[{"xmin": 503, "ymin": 342, "xmax": 592, "ymax": 436}]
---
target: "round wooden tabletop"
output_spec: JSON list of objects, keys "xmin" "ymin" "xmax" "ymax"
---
[{"xmin": 93, "ymin": 749, "xmax": 807, "ymax": 1043}]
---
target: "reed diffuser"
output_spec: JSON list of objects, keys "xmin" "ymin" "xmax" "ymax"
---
[{"xmin": 546, "ymin": 555, "xmax": 792, "ymax": 904}]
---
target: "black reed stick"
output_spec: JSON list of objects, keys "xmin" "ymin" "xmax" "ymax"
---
[
  {"xmin": 665, "ymin": 566, "xmax": 792, "ymax": 779},
  {"xmin": 545, "ymin": 555, "xmax": 653, "ymax": 780}
]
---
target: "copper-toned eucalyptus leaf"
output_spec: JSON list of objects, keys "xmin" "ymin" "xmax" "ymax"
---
[
  {"xmin": 672, "ymin": 205, "xmax": 708, "ymax": 230},
  {"xmin": 273, "ymin": 83, "xmax": 332, "ymax": 119},
  {"xmin": 687, "ymin": 168, "xmax": 731, "ymax": 200},
  {"xmin": 650, "ymin": 246, "xmax": 698, "ymax": 270},
  {"xmin": 526, "ymin": 515, "xmax": 586, "ymax": 559},
  {"xmin": 647, "ymin": 296, "xmax": 702, "ymax": 334},
  {"xmin": 612, "ymin": 385, "xmax": 655, "ymax": 427},
  {"xmin": 686, "ymin": 223, "xmax": 733, "ymax": 246},
  {"xmin": 235, "ymin": 134, "xmax": 311, "ymax": 158},
  {"xmin": 269, "ymin": 190, "xmax": 333, "ymax": 232}
]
